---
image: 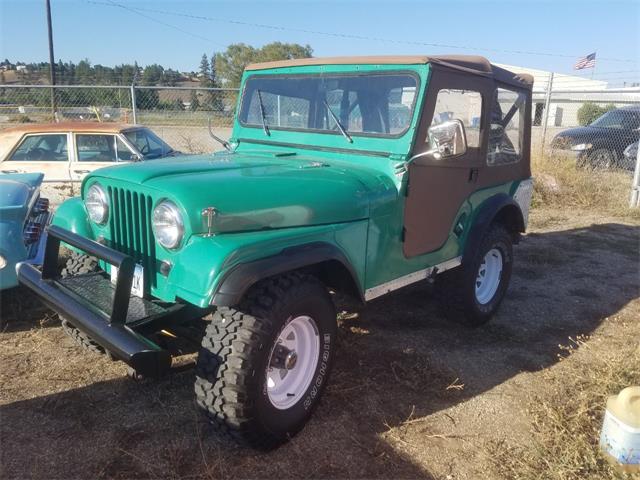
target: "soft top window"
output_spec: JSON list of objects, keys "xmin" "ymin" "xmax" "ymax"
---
[{"xmin": 238, "ymin": 73, "xmax": 419, "ymax": 138}]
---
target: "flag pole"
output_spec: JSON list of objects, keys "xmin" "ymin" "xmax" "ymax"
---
[{"xmin": 591, "ymin": 51, "xmax": 596, "ymax": 80}]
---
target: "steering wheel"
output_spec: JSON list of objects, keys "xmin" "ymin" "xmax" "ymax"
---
[{"xmin": 26, "ymin": 147, "xmax": 47, "ymax": 161}]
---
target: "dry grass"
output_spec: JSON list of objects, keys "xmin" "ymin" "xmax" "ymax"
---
[
  {"xmin": 532, "ymin": 153, "xmax": 640, "ymax": 221},
  {"xmin": 489, "ymin": 334, "xmax": 640, "ymax": 480}
]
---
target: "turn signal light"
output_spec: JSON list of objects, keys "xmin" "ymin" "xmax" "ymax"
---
[
  {"xmin": 23, "ymin": 222, "xmax": 42, "ymax": 244},
  {"xmin": 33, "ymin": 198, "xmax": 50, "ymax": 215}
]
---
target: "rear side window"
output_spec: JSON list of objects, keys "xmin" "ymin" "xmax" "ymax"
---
[
  {"xmin": 8, "ymin": 134, "xmax": 68, "ymax": 161},
  {"xmin": 430, "ymin": 89, "xmax": 483, "ymax": 147},
  {"xmin": 76, "ymin": 134, "xmax": 118, "ymax": 162},
  {"xmin": 487, "ymin": 87, "xmax": 526, "ymax": 166}
]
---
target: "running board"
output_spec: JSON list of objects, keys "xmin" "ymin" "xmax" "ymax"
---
[{"xmin": 364, "ymin": 256, "xmax": 462, "ymax": 301}]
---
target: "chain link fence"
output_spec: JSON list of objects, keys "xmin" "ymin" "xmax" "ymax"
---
[
  {"xmin": 1, "ymin": 81, "xmax": 639, "ymax": 205},
  {"xmin": 0, "ymin": 85, "xmax": 238, "ymax": 153}
]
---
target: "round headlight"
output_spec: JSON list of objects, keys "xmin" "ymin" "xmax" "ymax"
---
[
  {"xmin": 152, "ymin": 200, "xmax": 184, "ymax": 249},
  {"xmin": 85, "ymin": 183, "xmax": 109, "ymax": 225}
]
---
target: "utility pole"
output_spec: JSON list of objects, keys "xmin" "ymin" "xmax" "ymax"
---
[
  {"xmin": 630, "ymin": 142, "xmax": 640, "ymax": 208},
  {"xmin": 540, "ymin": 72, "xmax": 554, "ymax": 156},
  {"xmin": 45, "ymin": 0, "xmax": 57, "ymax": 121}
]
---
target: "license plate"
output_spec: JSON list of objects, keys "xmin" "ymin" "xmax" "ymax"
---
[{"xmin": 110, "ymin": 263, "xmax": 144, "ymax": 298}]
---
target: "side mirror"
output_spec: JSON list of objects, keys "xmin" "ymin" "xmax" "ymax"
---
[{"xmin": 426, "ymin": 119, "xmax": 468, "ymax": 160}]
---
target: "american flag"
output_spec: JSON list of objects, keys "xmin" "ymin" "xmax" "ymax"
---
[{"xmin": 574, "ymin": 52, "xmax": 596, "ymax": 70}]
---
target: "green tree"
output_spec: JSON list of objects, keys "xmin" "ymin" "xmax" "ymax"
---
[
  {"xmin": 164, "ymin": 69, "xmax": 181, "ymax": 86},
  {"xmin": 76, "ymin": 59, "xmax": 93, "ymax": 84},
  {"xmin": 141, "ymin": 64, "xmax": 165, "ymax": 86},
  {"xmin": 577, "ymin": 102, "xmax": 617, "ymax": 126},
  {"xmin": 210, "ymin": 52, "xmax": 218, "ymax": 87},
  {"xmin": 215, "ymin": 42, "xmax": 313, "ymax": 87},
  {"xmin": 199, "ymin": 53, "xmax": 211, "ymax": 87}
]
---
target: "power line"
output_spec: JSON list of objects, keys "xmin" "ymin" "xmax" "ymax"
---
[
  {"xmin": 101, "ymin": 0, "xmax": 226, "ymax": 48},
  {"xmin": 87, "ymin": 0, "xmax": 638, "ymax": 64}
]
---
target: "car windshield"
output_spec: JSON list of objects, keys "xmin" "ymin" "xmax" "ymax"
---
[
  {"xmin": 123, "ymin": 128, "xmax": 174, "ymax": 159},
  {"xmin": 590, "ymin": 109, "xmax": 640, "ymax": 130},
  {"xmin": 238, "ymin": 73, "xmax": 419, "ymax": 138}
]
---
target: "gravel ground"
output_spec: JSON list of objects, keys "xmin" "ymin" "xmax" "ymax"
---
[{"xmin": 0, "ymin": 206, "xmax": 638, "ymax": 479}]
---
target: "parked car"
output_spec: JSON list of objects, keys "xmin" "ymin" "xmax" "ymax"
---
[
  {"xmin": 551, "ymin": 105, "xmax": 640, "ymax": 169},
  {"xmin": 624, "ymin": 140, "xmax": 638, "ymax": 169},
  {"xmin": 19, "ymin": 55, "xmax": 534, "ymax": 448},
  {"xmin": 0, "ymin": 122, "xmax": 178, "ymax": 183},
  {"xmin": 0, "ymin": 173, "xmax": 50, "ymax": 290}
]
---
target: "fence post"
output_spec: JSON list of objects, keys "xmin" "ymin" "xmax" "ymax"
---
[
  {"xmin": 630, "ymin": 142, "xmax": 640, "ymax": 208},
  {"xmin": 130, "ymin": 85, "xmax": 138, "ymax": 124},
  {"xmin": 540, "ymin": 72, "xmax": 554, "ymax": 157}
]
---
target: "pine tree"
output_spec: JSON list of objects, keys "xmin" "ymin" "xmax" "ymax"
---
[
  {"xmin": 199, "ymin": 53, "xmax": 210, "ymax": 87},
  {"xmin": 210, "ymin": 53, "xmax": 217, "ymax": 87}
]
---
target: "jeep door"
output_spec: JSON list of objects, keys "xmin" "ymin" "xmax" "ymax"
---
[{"xmin": 403, "ymin": 66, "xmax": 491, "ymax": 257}]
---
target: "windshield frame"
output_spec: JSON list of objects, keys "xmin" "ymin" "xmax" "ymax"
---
[{"xmin": 237, "ymin": 70, "xmax": 421, "ymax": 140}]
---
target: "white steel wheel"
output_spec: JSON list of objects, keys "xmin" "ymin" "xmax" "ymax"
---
[
  {"xmin": 475, "ymin": 248, "xmax": 503, "ymax": 305},
  {"xmin": 266, "ymin": 315, "xmax": 320, "ymax": 410}
]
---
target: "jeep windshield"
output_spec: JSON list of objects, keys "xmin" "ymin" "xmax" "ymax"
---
[{"xmin": 238, "ymin": 73, "xmax": 419, "ymax": 138}]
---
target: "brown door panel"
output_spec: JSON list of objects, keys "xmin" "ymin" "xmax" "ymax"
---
[
  {"xmin": 403, "ymin": 164, "xmax": 475, "ymax": 257},
  {"xmin": 403, "ymin": 66, "xmax": 490, "ymax": 258}
]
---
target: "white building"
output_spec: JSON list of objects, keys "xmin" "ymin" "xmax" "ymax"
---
[{"xmin": 496, "ymin": 63, "xmax": 640, "ymax": 127}]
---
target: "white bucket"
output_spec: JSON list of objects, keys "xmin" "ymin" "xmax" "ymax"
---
[{"xmin": 600, "ymin": 386, "xmax": 640, "ymax": 473}]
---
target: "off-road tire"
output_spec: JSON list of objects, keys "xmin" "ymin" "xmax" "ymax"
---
[
  {"xmin": 194, "ymin": 272, "xmax": 337, "ymax": 449},
  {"xmin": 437, "ymin": 224, "xmax": 513, "ymax": 327},
  {"xmin": 59, "ymin": 252, "xmax": 105, "ymax": 355}
]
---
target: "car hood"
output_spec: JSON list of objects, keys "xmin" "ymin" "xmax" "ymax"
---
[
  {"xmin": 0, "ymin": 173, "xmax": 43, "ymax": 222},
  {"xmin": 552, "ymin": 126, "xmax": 618, "ymax": 147},
  {"xmin": 89, "ymin": 151, "xmax": 388, "ymax": 233}
]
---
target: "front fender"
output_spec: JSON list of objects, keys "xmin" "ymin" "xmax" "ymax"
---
[
  {"xmin": 159, "ymin": 221, "xmax": 368, "ymax": 308},
  {"xmin": 52, "ymin": 197, "xmax": 94, "ymax": 240},
  {"xmin": 0, "ymin": 221, "xmax": 28, "ymax": 289}
]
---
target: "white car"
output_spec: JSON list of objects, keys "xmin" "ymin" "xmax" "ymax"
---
[{"xmin": 0, "ymin": 122, "xmax": 178, "ymax": 183}]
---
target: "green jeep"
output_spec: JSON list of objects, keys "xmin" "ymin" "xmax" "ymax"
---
[{"xmin": 19, "ymin": 55, "xmax": 534, "ymax": 448}]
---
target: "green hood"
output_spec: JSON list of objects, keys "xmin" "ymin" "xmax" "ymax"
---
[{"xmin": 88, "ymin": 152, "xmax": 384, "ymax": 234}]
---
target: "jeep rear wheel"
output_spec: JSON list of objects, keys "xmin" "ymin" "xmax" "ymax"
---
[
  {"xmin": 59, "ymin": 252, "xmax": 105, "ymax": 355},
  {"xmin": 194, "ymin": 273, "xmax": 337, "ymax": 449},
  {"xmin": 437, "ymin": 224, "xmax": 513, "ymax": 326}
]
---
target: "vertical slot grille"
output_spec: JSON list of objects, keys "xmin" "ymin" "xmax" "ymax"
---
[{"xmin": 108, "ymin": 187, "xmax": 156, "ymax": 288}]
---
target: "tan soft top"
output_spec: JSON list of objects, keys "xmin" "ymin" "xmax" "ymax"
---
[
  {"xmin": 0, "ymin": 122, "xmax": 142, "ymax": 135},
  {"xmin": 245, "ymin": 55, "xmax": 534, "ymax": 88}
]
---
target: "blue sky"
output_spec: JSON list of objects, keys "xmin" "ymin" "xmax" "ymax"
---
[{"xmin": 1, "ymin": 0, "xmax": 639, "ymax": 83}]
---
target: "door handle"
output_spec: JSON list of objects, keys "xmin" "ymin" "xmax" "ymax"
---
[
  {"xmin": 73, "ymin": 169, "xmax": 90, "ymax": 174},
  {"xmin": 1, "ymin": 169, "xmax": 20, "ymax": 173},
  {"xmin": 468, "ymin": 168, "xmax": 479, "ymax": 183}
]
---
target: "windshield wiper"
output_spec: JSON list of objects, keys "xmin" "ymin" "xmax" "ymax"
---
[
  {"xmin": 256, "ymin": 89, "xmax": 271, "ymax": 137},
  {"xmin": 323, "ymin": 99, "xmax": 352, "ymax": 143}
]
